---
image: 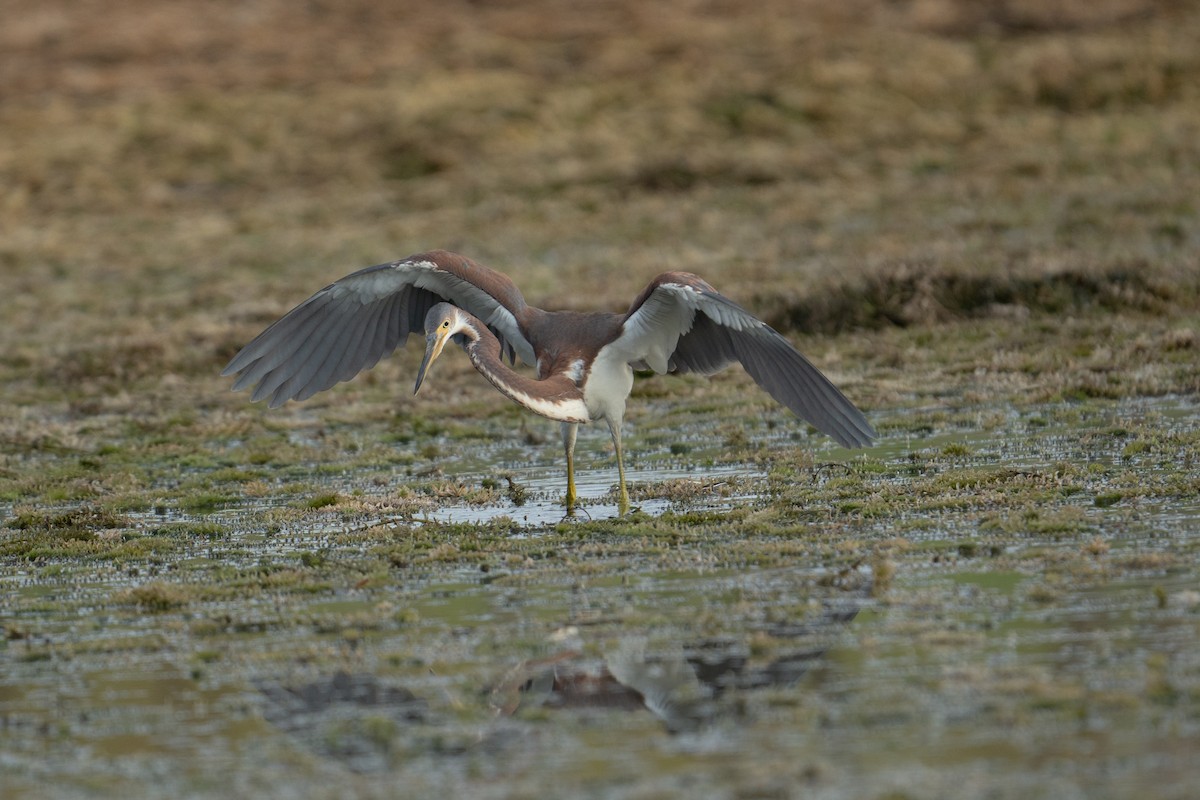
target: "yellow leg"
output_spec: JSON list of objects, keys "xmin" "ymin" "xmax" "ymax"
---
[
  {"xmin": 561, "ymin": 423, "xmax": 578, "ymax": 511},
  {"xmin": 607, "ymin": 418, "xmax": 630, "ymax": 515}
]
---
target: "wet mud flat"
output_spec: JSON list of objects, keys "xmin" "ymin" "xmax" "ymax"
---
[
  {"xmin": 2, "ymin": 395, "xmax": 1197, "ymax": 799},
  {"xmin": 3, "ymin": 1, "xmax": 1200, "ymax": 796}
]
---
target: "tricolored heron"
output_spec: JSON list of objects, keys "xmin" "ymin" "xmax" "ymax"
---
[{"xmin": 223, "ymin": 250, "xmax": 875, "ymax": 513}]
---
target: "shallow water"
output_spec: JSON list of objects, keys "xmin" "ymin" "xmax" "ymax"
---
[
  {"xmin": 425, "ymin": 463, "xmax": 756, "ymax": 525},
  {"xmin": 2, "ymin": 396, "xmax": 1197, "ymax": 799}
]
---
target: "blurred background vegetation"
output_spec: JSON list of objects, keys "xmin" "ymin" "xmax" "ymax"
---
[{"xmin": 1, "ymin": 0, "xmax": 1197, "ymax": 432}]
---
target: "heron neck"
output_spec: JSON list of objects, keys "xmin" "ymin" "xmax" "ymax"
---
[{"xmin": 462, "ymin": 332, "xmax": 590, "ymax": 424}]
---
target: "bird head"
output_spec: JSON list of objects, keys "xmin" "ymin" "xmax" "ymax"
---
[{"xmin": 414, "ymin": 303, "xmax": 469, "ymax": 394}]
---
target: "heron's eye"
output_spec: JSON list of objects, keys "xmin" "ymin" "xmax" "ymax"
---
[{"xmin": 441, "ymin": 321, "xmax": 450, "ymax": 329}]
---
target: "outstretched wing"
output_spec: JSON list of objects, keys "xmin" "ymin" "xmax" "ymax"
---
[
  {"xmin": 222, "ymin": 250, "xmax": 535, "ymax": 408},
  {"xmin": 607, "ymin": 272, "xmax": 876, "ymax": 448}
]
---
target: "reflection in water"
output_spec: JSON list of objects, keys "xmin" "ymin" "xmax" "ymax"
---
[
  {"xmin": 605, "ymin": 640, "xmax": 716, "ymax": 733},
  {"xmin": 491, "ymin": 587, "xmax": 870, "ymax": 734},
  {"xmin": 257, "ymin": 572, "xmax": 871, "ymax": 769}
]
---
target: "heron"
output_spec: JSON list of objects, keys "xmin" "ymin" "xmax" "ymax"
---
[{"xmin": 222, "ymin": 250, "xmax": 875, "ymax": 513}]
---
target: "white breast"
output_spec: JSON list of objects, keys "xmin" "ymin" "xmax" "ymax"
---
[{"xmin": 582, "ymin": 349, "xmax": 635, "ymax": 424}]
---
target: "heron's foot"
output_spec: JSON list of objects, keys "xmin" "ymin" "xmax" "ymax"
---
[
  {"xmin": 560, "ymin": 504, "xmax": 591, "ymax": 522},
  {"xmin": 617, "ymin": 488, "xmax": 630, "ymax": 516},
  {"xmin": 562, "ymin": 486, "xmax": 592, "ymax": 521}
]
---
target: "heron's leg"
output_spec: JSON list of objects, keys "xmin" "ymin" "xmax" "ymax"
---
[
  {"xmin": 561, "ymin": 422, "xmax": 578, "ymax": 511},
  {"xmin": 606, "ymin": 418, "xmax": 630, "ymax": 514}
]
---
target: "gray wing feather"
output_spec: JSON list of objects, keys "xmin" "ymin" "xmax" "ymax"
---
[
  {"xmin": 223, "ymin": 253, "xmax": 534, "ymax": 407},
  {"xmin": 244, "ymin": 293, "xmax": 356, "ymax": 403},
  {"xmin": 317, "ymin": 300, "xmax": 373, "ymax": 390},
  {"xmin": 227, "ymin": 292, "xmax": 333, "ymax": 387},
  {"xmin": 361, "ymin": 293, "xmax": 396, "ymax": 372},
  {"xmin": 617, "ymin": 274, "xmax": 876, "ymax": 448},
  {"xmin": 730, "ymin": 325, "xmax": 875, "ymax": 449},
  {"xmin": 264, "ymin": 296, "xmax": 356, "ymax": 405}
]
